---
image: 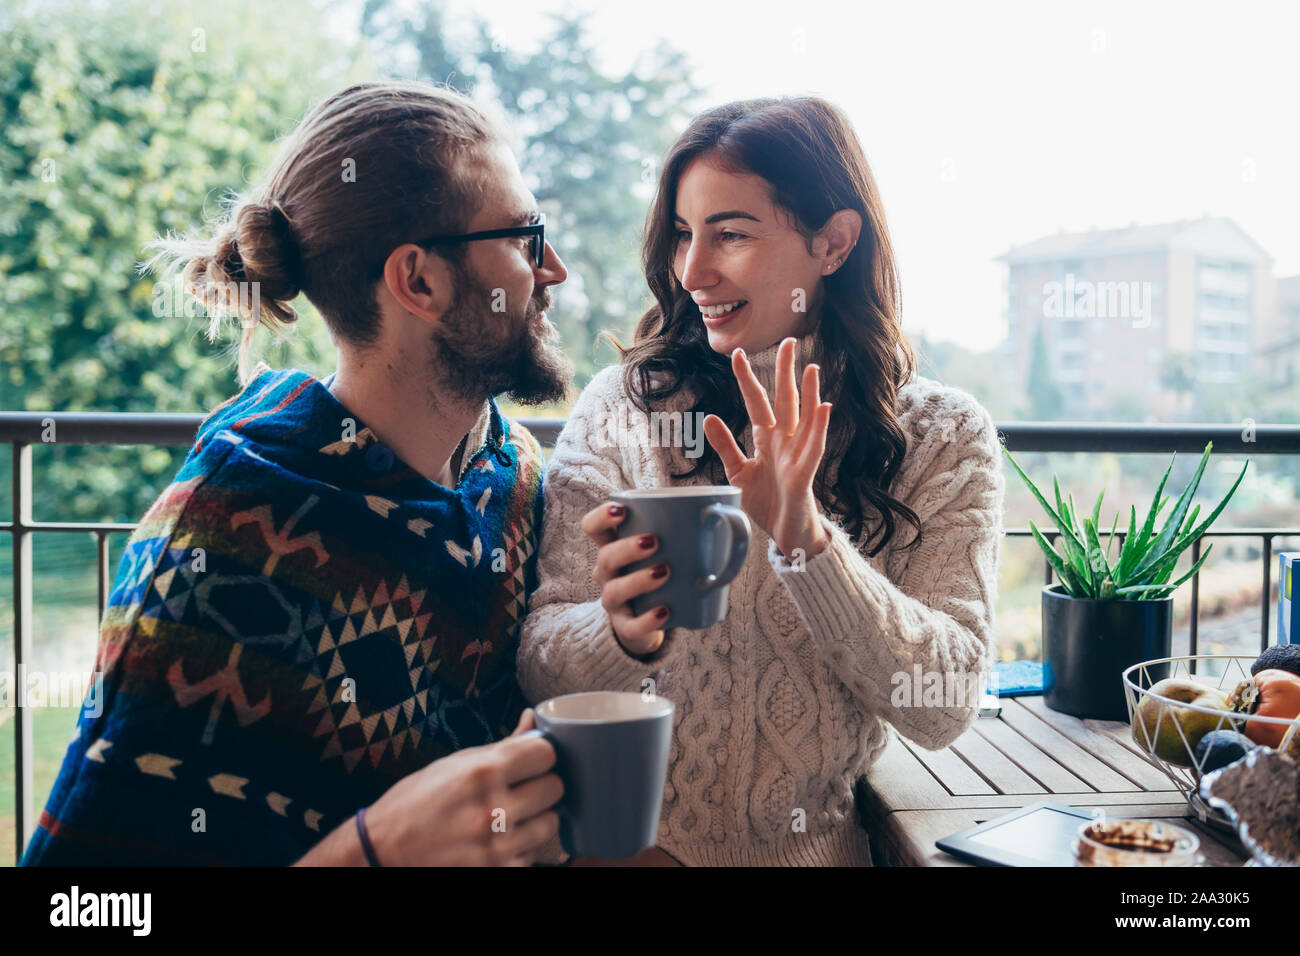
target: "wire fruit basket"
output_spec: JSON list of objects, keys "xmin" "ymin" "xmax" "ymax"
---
[{"xmin": 1122, "ymin": 655, "xmax": 1299, "ymax": 830}]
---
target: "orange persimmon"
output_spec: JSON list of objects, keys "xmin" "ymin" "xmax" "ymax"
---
[{"xmin": 1228, "ymin": 668, "xmax": 1300, "ymax": 748}]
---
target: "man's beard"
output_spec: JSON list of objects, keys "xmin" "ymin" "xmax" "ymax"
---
[{"xmin": 431, "ymin": 260, "xmax": 573, "ymax": 407}]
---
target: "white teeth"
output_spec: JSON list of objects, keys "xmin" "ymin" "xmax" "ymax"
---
[{"xmin": 700, "ymin": 301, "xmax": 744, "ymax": 318}]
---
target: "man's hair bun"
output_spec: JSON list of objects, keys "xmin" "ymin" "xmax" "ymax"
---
[
  {"xmin": 215, "ymin": 199, "xmax": 303, "ymax": 312},
  {"xmin": 148, "ymin": 196, "xmax": 306, "ymax": 383},
  {"xmin": 141, "ymin": 81, "xmax": 500, "ymax": 386}
]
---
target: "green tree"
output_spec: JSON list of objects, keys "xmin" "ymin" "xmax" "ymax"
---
[
  {"xmin": 1159, "ymin": 351, "xmax": 1195, "ymax": 419},
  {"xmin": 0, "ymin": 0, "xmax": 370, "ymax": 521},
  {"xmin": 1025, "ymin": 321, "xmax": 1063, "ymax": 420}
]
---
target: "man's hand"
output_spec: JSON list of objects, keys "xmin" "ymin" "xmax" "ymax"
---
[{"xmin": 295, "ymin": 709, "xmax": 562, "ymax": 866}]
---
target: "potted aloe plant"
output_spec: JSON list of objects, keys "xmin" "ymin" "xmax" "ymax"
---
[{"xmin": 1002, "ymin": 441, "xmax": 1249, "ymax": 721}]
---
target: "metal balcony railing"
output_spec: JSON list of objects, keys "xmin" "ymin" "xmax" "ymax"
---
[{"xmin": 3, "ymin": 411, "xmax": 1300, "ymax": 862}]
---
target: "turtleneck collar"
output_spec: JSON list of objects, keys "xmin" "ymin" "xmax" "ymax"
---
[{"xmin": 741, "ymin": 330, "xmax": 824, "ymax": 398}]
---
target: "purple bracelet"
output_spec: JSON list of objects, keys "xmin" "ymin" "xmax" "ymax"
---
[{"xmin": 355, "ymin": 807, "xmax": 382, "ymax": 867}]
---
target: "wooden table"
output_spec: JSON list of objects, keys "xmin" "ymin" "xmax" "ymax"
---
[{"xmin": 858, "ymin": 694, "xmax": 1250, "ymax": 866}]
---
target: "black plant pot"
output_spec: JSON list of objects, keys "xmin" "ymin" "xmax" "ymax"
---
[{"xmin": 1042, "ymin": 584, "xmax": 1172, "ymax": 721}]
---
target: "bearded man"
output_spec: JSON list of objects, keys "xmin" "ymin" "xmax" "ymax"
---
[{"xmin": 22, "ymin": 81, "xmax": 571, "ymax": 867}]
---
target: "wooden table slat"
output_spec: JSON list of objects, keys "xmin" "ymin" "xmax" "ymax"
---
[
  {"xmin": 898, "ymin": 734, "xmax": 997, "ymax": 796},
  {"xmin": 863, "ymin": 732, "xmax": 957, "ymax": 810},
  {"xmin": 948, "ymin": 728, "xmax": 1047, "ymax": 795},
  {"xmin": 1083, "ymin": 715, "xmax": 1194, "ymax": 791},
  {"xmin": 1016, "ymin": 696, "xmax": 1176, "ymax": 791},
  {"xmin": 1085, "ymin": 717, "xmax": 1150, "ymax": 753},
  {"xmin": 997, "ymin": 699, "xmax": 1141, "ymax": 793},
  {"xmin": 969, "ymin": 715, "xmax": 1095, "ymax": 793}
]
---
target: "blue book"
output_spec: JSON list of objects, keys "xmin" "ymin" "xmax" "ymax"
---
[
  {"xmin": 1278, "ymin": 552, "xmax": 1300, "ymax": 645},
  {"xmin": 990, "ymin": 660, "xmax": 1044, "ymax": 697}
]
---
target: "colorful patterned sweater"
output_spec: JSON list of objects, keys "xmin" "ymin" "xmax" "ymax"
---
[{"xmin": 21, "ymin": 367, "xmax": 544, "ymax": 866}]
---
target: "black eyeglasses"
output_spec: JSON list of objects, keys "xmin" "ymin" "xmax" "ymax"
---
[{"xmin": 414, "ymin": 212, "xmax": 547, "ymax": 268}]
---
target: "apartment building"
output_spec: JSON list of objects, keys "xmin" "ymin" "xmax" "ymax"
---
[
  {"xmin": 1260, "ymin": 275, "xmax": 1300, "ymax": 387},
  {"xmin": 996, "ymin": 217, "xmax": 1274, "ymax": 417}
]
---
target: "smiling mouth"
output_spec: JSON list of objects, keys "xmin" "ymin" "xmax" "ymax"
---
[
  {"xmin": 700, "ymin": 300, "xmax": 748, "ymax": 328},
  {"xmin": 699, "ymin": 300, "xmax": 745, "ymax": 317}
]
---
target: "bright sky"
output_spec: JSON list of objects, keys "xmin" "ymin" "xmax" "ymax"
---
[{"xmin": 442, "ymin": 0, "xmax": 1300, "ymax": 352}]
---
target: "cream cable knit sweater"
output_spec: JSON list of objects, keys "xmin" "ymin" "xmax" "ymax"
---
[{"xmin": 517, "ymin": 332, "xmax": 1006, "ymax": 866}]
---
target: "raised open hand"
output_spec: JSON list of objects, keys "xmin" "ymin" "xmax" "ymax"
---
[{"xmin": 702, "ymin": 337, "xmax": 832, "ymax": 561}]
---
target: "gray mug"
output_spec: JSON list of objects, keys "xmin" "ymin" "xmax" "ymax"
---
[
  {"xmin": 524, "ymin": 691, "xmax": 675, "ymax": 860},
  {"xmin": 611, "ymin": 486, "xmax": 751, "ymax": 630}
]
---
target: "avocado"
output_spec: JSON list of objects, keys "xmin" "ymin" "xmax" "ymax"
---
[
  {"xmin": 1194, "ymin": 729, "xmax": 1256, "ymax": 773},
  {"xmin": 1252, "ymin": 644, "xmax": 1300, "ymax": 678}
]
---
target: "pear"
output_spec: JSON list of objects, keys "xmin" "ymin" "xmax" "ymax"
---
[{"xmin": 1132, "ymin": 678, "xmax": 1233, "ymax": 767}]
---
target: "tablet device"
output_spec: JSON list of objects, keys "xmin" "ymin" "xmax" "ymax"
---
[{"xmin": 935, "ymin": 800, "xmax": 1094, "ymax": 866}]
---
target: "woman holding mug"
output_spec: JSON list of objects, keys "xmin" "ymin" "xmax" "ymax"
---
[{"xmin": 517, "ymin": 96, "xmax": 1005, "ymax": 866}]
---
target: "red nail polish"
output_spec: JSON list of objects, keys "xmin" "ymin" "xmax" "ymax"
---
[
  {"xmin": 656, "ymin": 606, "xmax": 669, "ymax": 620},
  {"xmin": 651, "ymin": 563, "xmax": 669, "ymax": 579},
  {"xmin": 608, "ymin": 504, "xmax": 626, "ymax": 517},
  {"xmin": 638, "ymin": 534, "xmax": 655, "ymax": 549}
]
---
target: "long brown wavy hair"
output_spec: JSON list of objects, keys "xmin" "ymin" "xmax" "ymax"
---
[{"xmin": 622, "ymin": 96, "xmax": 922, "ymax": 556}]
